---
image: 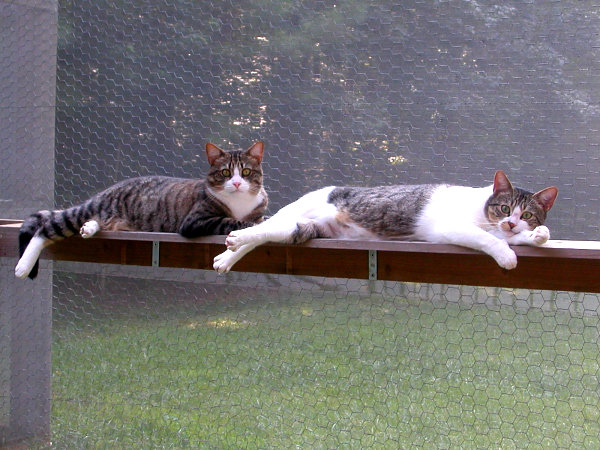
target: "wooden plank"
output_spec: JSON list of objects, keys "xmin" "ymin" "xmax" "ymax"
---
[
  {"xmin": 158, "ymin": 241, "xmax": 221, "ymax": 270},
  {"xmin": 0, "ymin": 219, "xmax": 21, "ymax": 226},
  {"xmin": 2, "ymin": 221, "xmax": 600, "ymax": 292},
  {"xmin": 158, "ymin": 241, "xmax": 368, "ymax": 278},
  {"xmin": 44, "ymin": 237, "xmax": 152, "ymax": 267},
  {"xmin": 276, "ymin": 246, "xmax": 368, "ymax": 278},
  {"xmin": 0, "ymin": 227, "xmax": 152, "ymax": 266},
  {"xmin": 5, "ymin": 222, "xmax": 600, "ymax": 257},
  {"xmin": 0, "ymin": 226, "xmax": 18, "ymax": 257},
  {"xmin": 377, "ymin": 251, "xmax": 600, "ymax": 292}
]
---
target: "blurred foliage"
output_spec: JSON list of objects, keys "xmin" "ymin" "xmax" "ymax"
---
[{"xmin": 56, "ymin": 0, "xmax": 600, "ymax": 238}]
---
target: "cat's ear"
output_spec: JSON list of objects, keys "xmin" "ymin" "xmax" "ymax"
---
[
  {"xmin": 493, "ymin": 170, "xmax": 513, "ymax": 194},
  {"xmin": 206, "ymin": 143, "xmax": 227, "ymax": 165},
  {"xmin": 245, "ymin": 141, "xmax": 264, "ymax": 163},
  {"xmin": 533, "ymin": 186, "xmax": 558, "ymax": 212}
]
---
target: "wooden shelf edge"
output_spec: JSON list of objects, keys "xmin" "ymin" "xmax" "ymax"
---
[{"xmin": 1, "ymin": 221, "xmax": 599, "ymax": 292}]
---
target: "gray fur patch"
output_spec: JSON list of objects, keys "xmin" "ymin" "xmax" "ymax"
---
[
  {"xmin": 328, "ymin": 185, "xmax": 438, "ymax": 237},
  {"xmin": 291, "ymin": 222, "xmax": 322, "ymax": 244}
]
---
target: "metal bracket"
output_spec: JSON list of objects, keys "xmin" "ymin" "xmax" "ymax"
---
[
  {"xmin": 368, "ymin": 250, "xmax": 377, "ymax": 281},
  {"xmin": 152, "ymin": 241, "xmax": 160, "ymax": 267}
]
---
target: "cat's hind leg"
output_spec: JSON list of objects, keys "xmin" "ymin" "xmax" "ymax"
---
[
  {"xmin": 80, "ymin": 220, "xmax": 100, "ymax": 238},
  {"xmin": 226, "ymin": 187, "xmax": 336, "ymax": 251},
  {"xmin": 80, "ymin": 217, "xmax": 132, "ymax": 238},
  {"xmin": 215, "ymin": 219, "xmax": 323, "ymax": 273},
  {"xmin": 214, "ymin": 243, "xmax": 257, "ymax": 273},
  {"xmin": 217, "ymin": 187, "xmax": 337, "ymax": 273}
]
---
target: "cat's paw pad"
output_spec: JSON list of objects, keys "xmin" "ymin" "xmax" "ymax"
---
[
  {"xmin": 226, "ymin": 230, "xmax": 250, "ymax": 251},
  {"xmin": 80, "ymin": 220, "xmax": 100, "ymax": 238},
  {"xmin": 213, "ymin": 249, "xmax": 238, "ymax": 273},
  {"xmin": 532, "ymin": 225, "xmax": 550, "ymax": 245}
]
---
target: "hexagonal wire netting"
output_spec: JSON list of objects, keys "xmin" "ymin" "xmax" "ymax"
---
[{"xmin": 19, "ymin": 0, "xmax": 600, "ymax": 446}]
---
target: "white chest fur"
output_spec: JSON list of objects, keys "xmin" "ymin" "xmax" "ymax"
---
[
  {"xmin": 414, "ymin": 184, "xmax": 493, "ymax": 239},
  {"xmin": 208, "ymin": 187, "xmax": 264, "ymax": 221}
]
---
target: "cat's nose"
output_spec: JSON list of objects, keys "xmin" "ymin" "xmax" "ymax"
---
[
  {"xmin": 508, "ymin": 221, "xmax": 516, "ymax": 229},
  {"xmin": 233, "ymin": 181, "xmax": 241, "ymax": 189}
]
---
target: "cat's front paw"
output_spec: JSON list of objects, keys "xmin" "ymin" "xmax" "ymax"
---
[
  {"xmin": 532, "ymin": 225, "xmax": 550, "ymax": 246},
  {"xmin": 213, "ymin": 249, "xmax": 240, "ymax": 273},
  {"xmin": 80, "ymin": 220, "xmax": 100, "ymax": 238},
  {"xmin": 495, "ymin": 249, "xmax": 518, "ymax": 270},
  {"xmin": 490, "ymin": 241, "xmax": 518, "ymax": 270}
]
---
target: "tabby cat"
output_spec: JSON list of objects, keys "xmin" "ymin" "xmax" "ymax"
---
[
  {"xmin": 214, "ymin": 171, "xmax": 557, "ymax": 272},
  {"xmin": 16, "ymin": 141, "xmax": 268, "ymax": 279}
]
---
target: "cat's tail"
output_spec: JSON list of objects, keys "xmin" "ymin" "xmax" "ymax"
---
[{"xmin": 15, "ymin": 204, "xmax": 93, "ymax": 279}]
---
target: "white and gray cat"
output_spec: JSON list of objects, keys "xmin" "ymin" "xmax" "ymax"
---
[{"xmin": 214, "ymin": 171, "xmax": 558, "ymax": 272}]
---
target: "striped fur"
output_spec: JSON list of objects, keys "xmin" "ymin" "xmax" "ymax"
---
[{"xmin": 16, "ymin": 142, "xmax": 268, "ymax": 279}]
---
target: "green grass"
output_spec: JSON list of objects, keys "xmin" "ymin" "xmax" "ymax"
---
[{"xmin": 50, "ymin": 289, "xmax": 600, "ymax": 448}]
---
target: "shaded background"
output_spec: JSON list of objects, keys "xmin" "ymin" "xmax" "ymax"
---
[{"xmin": 55, "ymin": 0, "xmax": 600, "ymax": 240}]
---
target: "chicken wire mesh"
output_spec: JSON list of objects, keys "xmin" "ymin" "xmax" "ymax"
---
[{"xmin": 2, "ymin": 0, "xmax": 600, "ymax": 446}]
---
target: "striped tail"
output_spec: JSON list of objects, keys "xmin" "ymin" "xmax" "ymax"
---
[{"xmin": 15, "ymin": 204, "xmax": 93, "ymax": 279}]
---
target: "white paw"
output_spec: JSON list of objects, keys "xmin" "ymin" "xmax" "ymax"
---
[
  {"xmin": 80, "ymin": 220, "xmax": 100, "ymax": 238},
  {"xmin": 495, "ymin": 247, "xmax": 518, "ymax": 270},
  {"xmin": 226, "ymin": 229, "xmax": 251, "ymax": 251},
  {"xmin": 213, "ymin": 249, "xmax": 239, "ymax": 273},
  {"xmin": 532, "ymin": 225, "xmax": 550, "ymax": 246},
  {"xmin": 14, "ymin": 260, "xmax": 31, "ymax": 279},
  {"xmin": 489, "ymin": 240, "xmax": 517, "ymax": 270}
]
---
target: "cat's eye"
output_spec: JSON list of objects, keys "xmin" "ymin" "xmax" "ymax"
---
[
  {"xmin": 241, "ymin": 168, "xmax": 251, "ymax": 177},
  {"xmin": 521, "ymin": 212, "xmax": 533, "ymax": 220},
  {"xmin": 221, "ymin": 169, "xmax": 231, "ymax": 177},
  {"xmin": 500, "ymin": 205, "xmax": 511, "ymax": 215}
]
